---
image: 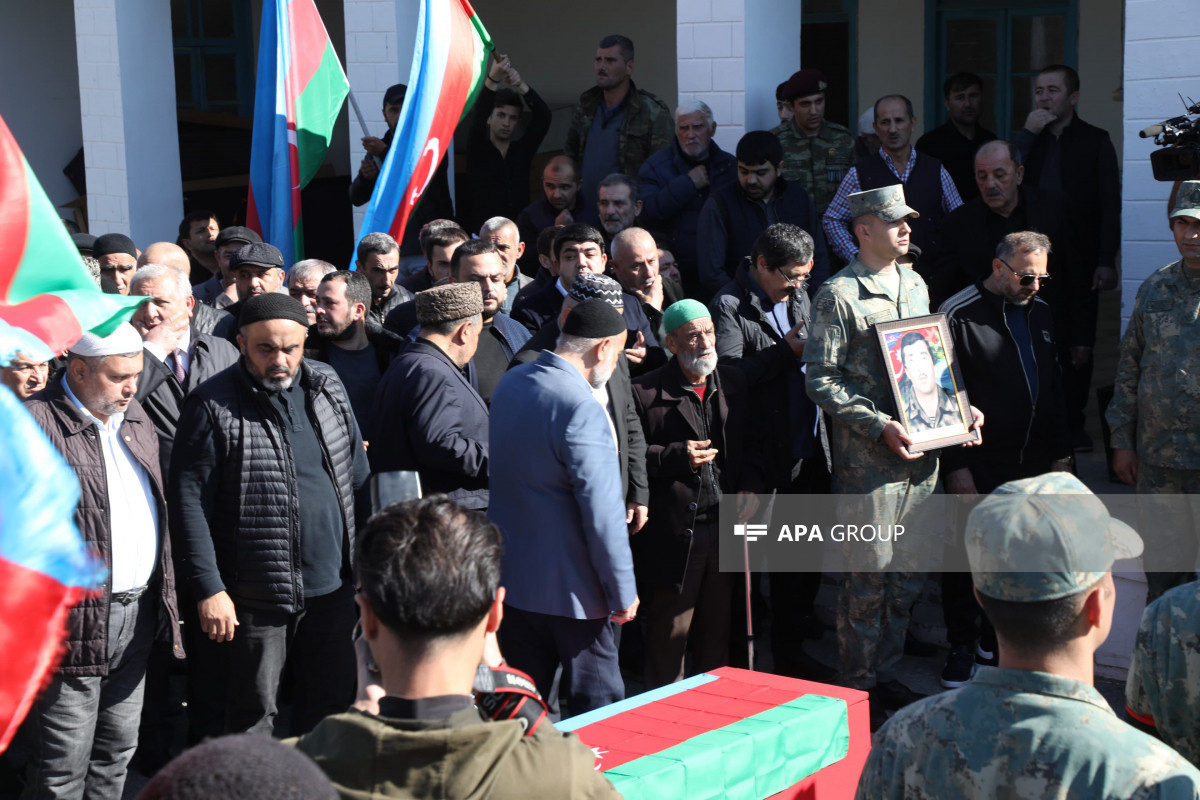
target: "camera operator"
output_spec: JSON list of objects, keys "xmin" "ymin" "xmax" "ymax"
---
[{"xmin": 290, "ymin": 496, "xmax": 620, "ymax": 799}]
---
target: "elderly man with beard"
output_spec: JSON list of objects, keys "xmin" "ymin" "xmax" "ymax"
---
[
  {"xmin": 631, "ymin": 301, "xmax": 764, "ymax": 687},
  {"xmin": 170, "ymin": 293, "xmax": 369, "ymax": 738},
  {"xmin": 490, "ymin": 300, "xmax": 640, "ymax": 714},
  {"xmin": 306, "ymin": 270, "xmax": 397, "ymax": 434}
]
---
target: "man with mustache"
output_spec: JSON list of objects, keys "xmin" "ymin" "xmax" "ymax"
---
[
  {"xmin": 915, "ymin": 73, "xmax": 997, "ymax": 202},
  {"xmin": 631, "ymin": 300, "xmax": 765, "ymax": 687},
  {"xmin": 823, "ymin": 95, "xmax": 963, "ymax": 273},
  {"xmin": 170, "ymin": 292, "xmax": 370, "ymax": 739}
]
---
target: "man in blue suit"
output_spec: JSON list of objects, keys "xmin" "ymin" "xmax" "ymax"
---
[
  {"xmin": 489, "ymin": 300, "xmax": 640, "ymax": 715},
  {"xmin": 369, "ymin": 282, "xmax": 489, "ymax": 510}
]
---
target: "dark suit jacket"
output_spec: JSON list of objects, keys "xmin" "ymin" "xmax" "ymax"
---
[
  {"xmin": 631, "ymin": 361, "xmax": 764, "ymax": 591},
  {"xmin": 511, "ymin": 330, "xmax": 649, "ymax": 506},
  {"xmin": 369, "ymin": 338, "xmax": 489, "ymax": 509},
  {"xmin": 135, "ymin": 329, "xmax": 240, "ymax": 477},
  {"xmin": 929, "ymin": 186, "xmax": 1093, "ymax": 346}
]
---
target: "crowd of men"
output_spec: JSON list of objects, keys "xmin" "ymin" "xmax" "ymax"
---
[{"xmin": 5, "ymin": 31, "xmax": 1200, "ymax": 800}]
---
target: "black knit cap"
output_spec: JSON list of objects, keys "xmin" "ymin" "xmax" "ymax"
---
[
  {"xmin": 562, "ymin": 299, "xmax": 627, "ymax": 338},
  {"xmin": 238, "ymin": 292, "xmax": 308, "ymax": 328},
  {"xmin": 215, "ymin": 226, "xmax": 262, "ymax": 248},
  {"xmin": 92, "ymin": 233, "xmax": 137, "ymax": 259},
  {"xmin": 230, "ymin": 242, "xmax": 284, "ymax": 270},
  {"xmin": 137, "ymin": 734, "xmax": 337, "ymax": 800}
]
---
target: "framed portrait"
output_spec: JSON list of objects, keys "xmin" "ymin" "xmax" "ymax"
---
[{"xmin": 876, "ymin": 313, "xmax": 980, "ymax": 453}]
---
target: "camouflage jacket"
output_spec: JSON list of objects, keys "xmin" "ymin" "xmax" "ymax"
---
[
  {"xmin": 563, "ymin": 80, "xmax": 673, "ymax": 181},
  {"xmin": 771, "ymin": 119, "xmax": 855, "ymax": 215},
  {"xmin": 1127, "ymin": 580, "xmax": 1200, "ymax": 768},
  {"xmin": 1107, "ymin": 260, "xmax": 1200, "ymax": 468},
  {"xmin": 857, "ymin": 667, "xmax": 1200, "ymax": 800},
  {"xmin": 803, "ymin": 258, "xmax": 930, "ymax": 469}
]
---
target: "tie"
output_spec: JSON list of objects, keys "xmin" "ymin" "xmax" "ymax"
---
[{"xmin": 170, "ymin": 349, "xmax": 187, "ymax": 385}]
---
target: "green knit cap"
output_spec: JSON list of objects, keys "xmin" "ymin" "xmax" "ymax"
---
[{"xmin": 661, "ymin": 299, "xmax": 710, "ymax": 334}]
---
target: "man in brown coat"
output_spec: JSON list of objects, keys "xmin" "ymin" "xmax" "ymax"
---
[
  {"xmin": 631, "ymin": 300, "xmax": 764, "ymax": 687},
  {"xmin": 22, "ymin": 323, "xmax": 182, "ymax": 800}
]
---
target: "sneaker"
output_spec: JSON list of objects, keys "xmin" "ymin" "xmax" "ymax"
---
[
  {"xmin": 870, "ymin": 679, "xmax": 928, "ymax": 710},
  {"xmin": 941, "ymin": 645, "xmax": 977, "ymax": 688},
  {"xmin": 975, "ymin": 642, "xmax": 998, "ymax": 667}
]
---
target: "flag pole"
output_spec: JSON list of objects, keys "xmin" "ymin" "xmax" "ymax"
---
[{"xmin": 347, "ymin": 89, "xmax": 372, "ymax": 139}]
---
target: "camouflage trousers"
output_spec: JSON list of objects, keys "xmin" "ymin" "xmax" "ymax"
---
[
  {"xmin": 834, "ymin": 458, "xmax": 938, "ymax": 690},
  {"xmin": 1137, "ymin": 463, "xmax": 1200, "ymax": 601}
]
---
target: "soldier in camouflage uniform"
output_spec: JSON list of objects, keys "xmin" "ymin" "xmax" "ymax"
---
[
  {"xmin": 1108, "ymin": 180, "xmax": 1200, "ymax": 600},
  {"xmin": 771, "ymin": 69, "xmax": 855, "ymax": 216},
  {"xmin": 803, "ymin": 185, "xmax": 980, "ymax": 724},
  {"xmin": 857, "ymin": 472, "xmax": 1200, "ymax": 800},
  {"xmin": 1127, "ymin": 579, "xmax": 1200, "ymax": 768}
]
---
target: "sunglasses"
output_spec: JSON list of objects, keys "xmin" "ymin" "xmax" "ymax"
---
[{"xmin": 999, "ymin": 259, "xmax": 1051, "ymax": 287}]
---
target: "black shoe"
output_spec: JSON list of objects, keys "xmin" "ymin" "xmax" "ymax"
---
[
  {"xmin": 1073, "ymin": 430, "xmax": 1094, "ymax": 452},
  {"xmin": 773, "ymin": 649, "xmax": 839, "ymax": 683},
  {"xmin": 904, "ymin": 631, "xmax": 938, "ymax": 658},
  {"xmin": 975, "ymin": 642, "xmax": 998, "ymax": 667},
  {"xmin": 869, "ymin": 697, "xmax": 890, "ymax": 732},
  {"xmin": 940, "ymin": 645, "xmax": 977, "ymax": 689},
  {"xmin": 870, "ymin": 679, "xmax": 927, "ymax": 711}
]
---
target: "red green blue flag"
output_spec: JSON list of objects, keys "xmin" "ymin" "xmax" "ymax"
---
[
  {"xmin": 0, "ymin": 112, "xmax": 144, "ymax": 359},
  {"xmin": 247, "ymin": 0, "xmax": 350, "ymax": 266},
  {"xmin": 355, "ymin": 0, "xmax": 492, "ymax": 249}
]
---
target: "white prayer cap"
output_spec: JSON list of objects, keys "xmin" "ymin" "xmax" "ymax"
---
[
  {"xmin": 859, "ymin": 107, "xmax": 875, "ymax": 136},
  {"xmin": 69, "ymin": 322, "xmax": 143, "ymax": 358}
]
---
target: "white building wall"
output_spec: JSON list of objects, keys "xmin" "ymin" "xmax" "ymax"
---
[
  {"xmin": 0, "ymin": 1, "xmax": 83, "ymax": 212},
  {"xmin": 1120, "ymin": 0, "xmax": 1200, "ymax": 325},
  {"xmin": 677, "ymin": 0, "xmax": 801, "ymax": 152}
]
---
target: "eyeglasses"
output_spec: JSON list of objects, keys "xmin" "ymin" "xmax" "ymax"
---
[
  {"xmin": 775, "ymin": 267, "xmax": 809, "ymax": 289},
  {"xmin": 999, "ymin": 259, "xmax": 1051, "ymax": 287}
]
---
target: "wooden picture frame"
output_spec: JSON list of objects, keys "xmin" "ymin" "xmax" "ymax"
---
[{"xmin": 875, "ymin": 313, "xmax": 980, "ymax": 453}]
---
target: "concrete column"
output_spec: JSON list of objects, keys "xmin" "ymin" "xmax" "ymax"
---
[
  {"xmin": 74, "ymin": 0, "xmax": 182, "ymax": 242},
  {"xmin": 343, "ymin": 0, "xmax": 417, "ymax": 234},
  {"xmin": 677, "ymin": 0, "xmax": 800, "ymax": 152}
]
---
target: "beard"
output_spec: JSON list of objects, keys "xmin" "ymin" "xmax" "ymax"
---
[
  {"xmin": 318, "ymin": 319, "xmax": 357, "ymax": 342},
  {"xmin": 590, "ymin": 359, "xmax": 615, "ymax": 391},
  {"xmin": 255, "ymin": 364, "xmax": 297, "ymax": 391},
  {"xmin": 678, "ymin": 349, "xmax": 718, "ymax": 378}
]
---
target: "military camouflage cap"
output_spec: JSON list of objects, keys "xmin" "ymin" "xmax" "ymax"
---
[
  {"xmin": 1170, "ymin": 180, "xmax": 1200, "ymax": 221},
  {"xmin": 847, "ymin": 185, "xmax": 919, "ymax": 223},
  {"xmin": 967, "ymin": 472, "xmax": 1143, "ymax": 602}
]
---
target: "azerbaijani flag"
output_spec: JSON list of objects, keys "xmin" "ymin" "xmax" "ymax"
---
[
  {"xmin": 356, "ymin": 0, "xmax": 492, "ymax": 248},
  {"xmin": 247, "ymin": 0, "xmax": 349, "ymax": 266},
  {"xmin": 0, "ymin": 113, "xmax": 144, "ymax": 358}
]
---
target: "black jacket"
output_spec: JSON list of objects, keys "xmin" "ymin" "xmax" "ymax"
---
[
  {"xmin": 135, "ymin": 330, "xmax": 240, "ymax": 477},
  {"xmin": 169, "ymin": 360, "xmax": 369, "ymax": 613},
  {"xmin": 696, "ymin": 178, "xmax": 830, "ymax": 300},
  {"xmin": 929, "ymin": 186, "xmax": 1092, "ymax": 346},
  {"xmin": 191, "ymin": 301, "xmax": 236, "ymax": 341},
  {"xmin": 26, "ymin": 382, "xmax": 182, "ymax": 675},
  {"xmin": 710, "ymin": 262, "xmax": 829, "ymax": 487},
  {"xmin": 939, "ymin": 283, "xmax": 1071, "ymax": 472},
  {"xmin": 511, "ymin": 331, "xmax": 649, "ymax": 506},
  {"xmin": 369, "ymin": 339, "xmax": 490, "ymax": 509},
  {"xmin": 370, "ymin": 284, "xmax": 415, "ymax": 345}
]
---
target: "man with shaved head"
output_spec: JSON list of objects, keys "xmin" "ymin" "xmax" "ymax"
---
[
  {"xmin": 610, "ymin": 227, "xmax": 683, "ymax": 335},
  {"xmin": 479, "ymin": 216, "xmax": 533, "ymax": 316},
  {"xmin": 139, "ymin": 241, "xmax": 192, "ymax": 275}
]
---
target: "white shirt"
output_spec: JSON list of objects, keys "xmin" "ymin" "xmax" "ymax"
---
[
  {"xmin": 591, "ymin": 384, "xmax": 620, "ymax": 453},
  {"xmin": 764, "ymin": 299, "xmax": 791, "ymax": 337},
  {"xmin": 62, "ymin": 377, "xmax": 159, "ymax": 593}
]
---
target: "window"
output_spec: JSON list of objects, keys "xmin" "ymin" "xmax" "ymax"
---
[
  {"xmin": 173, "ymin": 0, "xmax": 254, "ymax": 116},
  {"xmin": 929, "ymin": 1, "xmax": 1077, "ymax": 137}
]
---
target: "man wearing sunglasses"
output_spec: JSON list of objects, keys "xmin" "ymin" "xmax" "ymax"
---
[{"xmin": 936, "ymin": 230, "xmax": 1073, "ymax": 689}]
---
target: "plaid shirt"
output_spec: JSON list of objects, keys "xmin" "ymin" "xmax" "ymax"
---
[{"xmin": 821, "ymin": 148, "xmax": 964, "ymax": 262}]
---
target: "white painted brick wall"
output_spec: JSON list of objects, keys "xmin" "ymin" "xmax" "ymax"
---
[
  {"xmin": 75, "ymin": 0, "xmax": 130, "ymax": 236},
  {"xmin": 677, "ymin": 0, "xmax": 745, "ymax": 152},
  {"xmin": 1121, "ymin": 0, "xmax": 1200, "ymax": 324}
]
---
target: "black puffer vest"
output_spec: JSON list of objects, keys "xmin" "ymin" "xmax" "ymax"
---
[{"xmin": 857, "ymin": 150, "xmax": 945, "ymax": 264}]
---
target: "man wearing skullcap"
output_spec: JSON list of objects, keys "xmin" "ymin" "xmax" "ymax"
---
[
  {"xmin": 22, "ymin": 323, "xmax": 183, "ymax": 800},
  {"xmin": 511, "ymin": 272, "xmax": 649, "ymax": 533},
  {"xmin": 490, "ymin": 300, "xmax": 640, "ymax": 715},
  {"xmin": 630, "ymin": 300, "xmax": 766, "ymax": 687},
  {"xmin": 369, "ymin": 282, "xmax": 490, "ymax": 510},
  {"xmin": 93, "ymin": 232, "xmax": 139, "ymax": 295},
  {"xmin": 771, "ymin": 69, "xmax": 856, "ymax": 216},
  {"xmin": 139, "ymin": 734, "xmax": 337, "ymax": 800},
  {"xmin": 169, "ymin": 292, "xmax": 370, "ymax": 739},
  {"xmin": 857, "ymin": 473, "xmax": 1200, "ymax": 799}
]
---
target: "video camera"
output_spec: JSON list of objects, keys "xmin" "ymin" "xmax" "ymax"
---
[{"xmin": 1141, "ymin": 97, "xmax": 1200, "ymax": 181}]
